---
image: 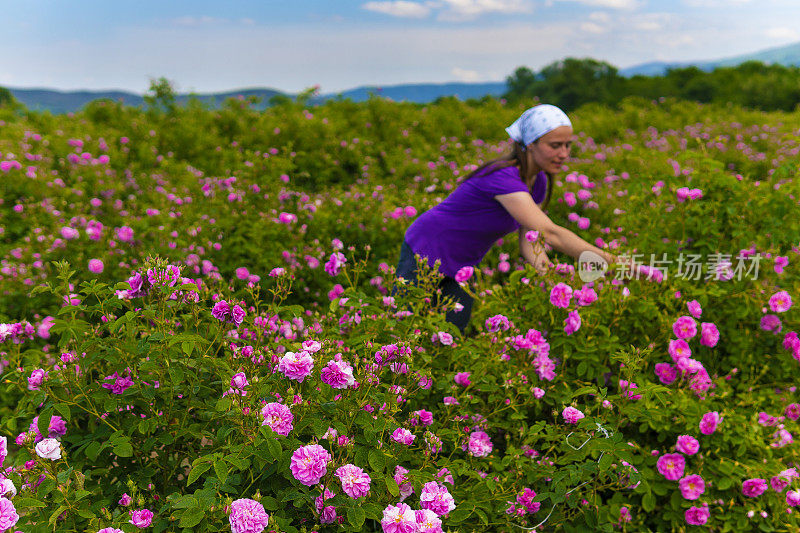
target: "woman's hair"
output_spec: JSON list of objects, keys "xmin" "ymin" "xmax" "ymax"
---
[{"xmin": 463, "ymin": 140, "xmax": 554, "ymax": 209}]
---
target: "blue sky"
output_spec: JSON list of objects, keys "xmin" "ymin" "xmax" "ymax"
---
[{"xmin": 1, "ymin": 0, "xmax": 799, "ymax": 94}]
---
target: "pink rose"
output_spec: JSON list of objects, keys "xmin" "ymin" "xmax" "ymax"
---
[
  {"xmin": 699, "ymin": 322, "xmax": 719, "ymax": 347},
  {"xmin": 229, "ymin": 498, "xmax": 268, "ymax": 533},
  {"xmin": 742, "ymin": 478, "xmax": 767, "ymax": 497},
  {"xmin": 290, "ymin": 444, "xmax": 332, "ymax": 486},
  {"xmin": 381, "ymin": 503, "xmax": 416, "ymax": 533},
  {"xmin": 260, "ymin": 403, "xmax": 294, "ymax": 436},
  {"xmin": 684, "ymin": 504, "xmax": 709, "ymax": 525},
  {"xmin": 675, "ymin": 435, "xmax": 699, "ymax": 455},
  {"xmin": 335, "ymin": 464, "xmax": 371, "ymax": 498},
  {"xmin": 34, "ymin": 438, "xmax": 61, "ymax": 461},
  {"xmin": 562, "ymin": 406, "xmax": 584, "ymax": 424},
  {"xmin": 679, "ymin": 474, "xmax": 705, "ymax": 500},
  {"xmin": 130, "ymin": 508, "xmax": 153, "ymax": 528},
  {"xmin": 549, "ymin": 283, "xmax": 573, "ymax": 308},
  {"xmin": 454, "ymin": 266, "xmax": 474, "ymax": 283},
  {"xmin": 656, "ymin": 453, "xmax": 685, "ymax": 481},
  {"xmin": 699, "ymin": 411, "xmax": 721, "ymax": 435},
  {"xmin": 672, "ymin": 316, "xmax": 697, "ymax": 339},
  {"xmin": 391, "ymin": 427, "xmax": 416, "ymax": 446},
  {"xmin": 278, "ymin": 351, "xmax": 314, "ymax": 382},
  {"xmin": 419, "ymin": 481, "xmax": 456, "ymax": 516}
]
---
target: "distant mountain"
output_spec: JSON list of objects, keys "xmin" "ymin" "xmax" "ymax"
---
[
  {"xmin": 9, "ymin": 87, "xmax": 286, "ymax": 114},
  {"xmin": 621, "ymin": 40, "xmax": 800, "ymax": 76},
  {"xmin": 317, "ymin": 82, "xmax": 507, "ymax": 104},
  {"xmin": 8, "ymin": 82, "xmax": 506, "ymax": 114}
]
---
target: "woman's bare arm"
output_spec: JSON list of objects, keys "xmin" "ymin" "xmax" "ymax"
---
[{"xmin": 497, "ymin": 191, "xmax": 617, "ymax": 264}]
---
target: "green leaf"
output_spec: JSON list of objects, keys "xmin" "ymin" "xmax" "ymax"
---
[
  {"xmin": 266, "ymin": 438, "xmax": 282, "ymax": 460},
  {"xmin": 113, "ymin": 439, "xmax": 134, "ymax": 458},
  {"xmin": 571, "ymin": 385, "xmax": 597, "ymax": 398},
  {"xmin": 37, "ymin": 409, "xmax": 53, "ymax": 440},
  {"xmin": 213, "ymin": 459, "xmax": 228, "ymax": 484},
  {"xmin": 179, "ymin": 508, "xmax": 206, "ymax": 528},
  {"xmin": 347, "ymin": 506, "xmax": 366, "ymax": 529},
  {"xmin": 642, "ymin": 492, "xmax": 656, "ymax": 512},
  {"xmin": 54, "ymin": 403, "xmax": 71, "ymax": 422},
  {"xmin": 14, "ymin": 497, "xmax": 47, "ymax": 509},
  {"xmin": 261, "ymin": 496, "xmax": 279, "ymax": 511},
  {"xmin": 447, "ymin": 507, "xmax": 471, "ymax": 523},
  {"xmin": 187, "ymin": 462, "xmax": 211, "ymax": 486},
  {"xmin": 385, "ymin": 476, "xmax": 400, "ymax": 497},
  {"xmin": 368, "ymin": 449, "xmax": 386, "ymax": 473},
  {"xmin": 49, "ymin": 504, "xmax": 70, "ymax": 526}
]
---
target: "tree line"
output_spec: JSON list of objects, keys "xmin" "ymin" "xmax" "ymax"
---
[{"xmin": 504, "ymin": 58, "xmax": 800, "ymax": 112}]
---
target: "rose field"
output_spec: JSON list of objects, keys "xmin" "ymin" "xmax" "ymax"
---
[{"xmin": 0, "ymin": 94, "xmax": 798, "ymax": 532}]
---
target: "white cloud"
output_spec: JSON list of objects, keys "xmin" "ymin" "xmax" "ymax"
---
[
  {"xmin": 436, "ymin": 0, "xmax": 533, "ymax": 19},
  {"xmin": 588, "ymin": 11, "xmax": 611, "ymax": 23},
  {"xmin": 451, "ymin": 66, "xmax": 481, "ymax": 81},
  {"xmin": 172, "ymin": 16, "xmax": 225, "ymax": 27},
  {"xmin": 362, "ymin": 1, "xmax": 432, "ymax": 18},
  {"xmin": 765, "ymin": 27, "xmax": 798, "ymax": 40},
  {"xmin": 557, "ymin": 0, "xmax": 640, "ymax": 9},
  {"xmin": 580, "ymin": 22, "xmax": 607, "ymax": 34}
]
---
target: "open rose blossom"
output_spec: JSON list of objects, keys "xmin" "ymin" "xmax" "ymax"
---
[
  {"xmin": 415, "ymin": 509, "xmax": 443, "ymax": 533},
  {"xmin": 335, "ymin": 463, "xmax": 372, "ymax": 498},
  {"xmin": 684, "ymin": 504, "xmax": 710, "ymax": 526},
  {"xmin": 769, "ymin": 290, "xmax": 792, "ymax": 313},
  {"xmin": 699, "ymin": 322, "xmax": 719, "ymax": 347},
  {"xmin": 290, "ymin": 444, "xmax": 332, "ymax": 486},
  {"xmin": 742, "ymin": 478, "xmax": 768, "ymax": 497},
  {"xmin": 656, "ymin": 453, "xmax": 685, "ymax": 481},
  {"xmin": 381, "ymin": 502, "xmax": 417, "ymax": 533},
  {"xmin": 320, "ymin": 358, "xmax": 355, "ymax": 389},
  {"xmin": 464, "ymin": 430, "xmax": 492, "ymax": 457},
  {"xmin": 454, "ymin": 266, "xmax": 473, "ymax": 283},
  {"xmin": 562, "ymin": 406, "xmax": 585, "ymax": 424},
  {"xmin": 130, "ymin": 509, "xmax": 153, "ymax": 528},
  {"xmin": 260, "ymin": 402, "xmax": 294, "ymax": 436},
  {"xmin": 229, "ymin": 498, "xmax": 269, "ymax": 533},
  {"xmin": 0, "ymin": 497, "xmax": 19, "ymax": 532},
  {"xmin": 391, "ymin": 427, "xmax": 416, "ymax": 446},
  {"xmin": 420, "ymin": 481, "xmax": 456, "ymax": 516},
  {"xmin": 675, "ymin": 435, "xmax": 700, "ymax": 455},
  {"xmin": 549, "ymin": 283, "xmax": 573, "ymax": 308},
  {"xmin": 679, "ymin": 474, "xmax": 705, "ymax": 500},
  {"xmin": 672, "ymin": 316, "xmax": 697, "ymax": 339},
  {"xmin": 699, "ymin": 411, "xmax": 721, "ymax": 435},
  {"xmin": 35, "ymin": 438, "xmax": 61, "ymax": 461},
  {"xmin": 278, "ymin": 351, "xmax": 314, "ymax": 382}
]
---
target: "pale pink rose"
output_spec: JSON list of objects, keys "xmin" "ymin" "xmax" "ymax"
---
[
  {"xmin": 335, "ymin": 464, "xmax": 372, "ymax": 498},
  {"xmin": 35, "ymin": 438, "xmax": 61, "ymax": 460},
  {"xmin": 419, "ymin": 481, "xmax": 456, "ymax": 516}
]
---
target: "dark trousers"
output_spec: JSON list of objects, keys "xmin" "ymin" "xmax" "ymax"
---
[{"xmin": 394, "ymin": 241, "xmax": 474, "ymax": 333}]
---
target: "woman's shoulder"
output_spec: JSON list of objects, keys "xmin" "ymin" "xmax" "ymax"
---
[{"xmin": 467, "ymin": 164, "xmax": 527, "ymax": 196}]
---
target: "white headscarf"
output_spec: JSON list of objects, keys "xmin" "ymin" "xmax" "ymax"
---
[{"xmin": 505, "ymin": 104, "xmax": 571, "ymax": 149}]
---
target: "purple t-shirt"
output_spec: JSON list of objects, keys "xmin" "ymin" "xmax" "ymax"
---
[{"xmin": 405, "ymin": 165, "xmax": 547, "ymax": 277}]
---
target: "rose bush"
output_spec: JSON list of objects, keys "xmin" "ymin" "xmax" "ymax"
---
[{"xmin": 0, "ymin": 95, "xmax": 798, "ymax": 531}]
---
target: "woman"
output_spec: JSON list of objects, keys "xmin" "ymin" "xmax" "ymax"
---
[{"xmin": 396, "ymin": 104, "xmax": 622, "ymax": 332}]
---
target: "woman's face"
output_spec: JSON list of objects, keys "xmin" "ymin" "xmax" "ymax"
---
[{"xmin": 528, "ymin": 125, "xmax": 573, "ymax": 175}]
